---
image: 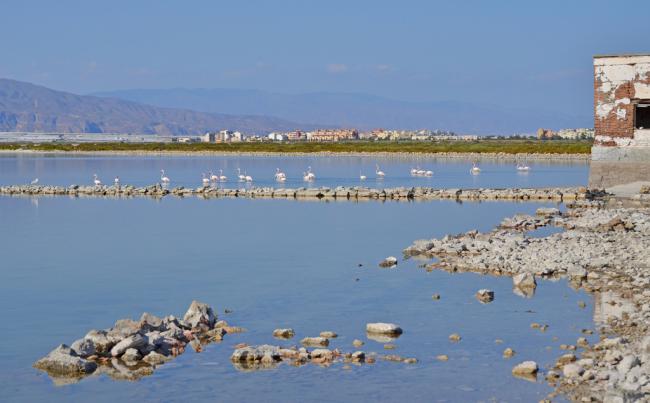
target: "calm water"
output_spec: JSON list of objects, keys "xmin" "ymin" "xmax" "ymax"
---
[
  {"xmin": 0, "ymin": 155, "xmax": 595, "ymax": 402},
  {"xmin": 0, "ymin": 153, "xmax": 588, "ymax": 189}
]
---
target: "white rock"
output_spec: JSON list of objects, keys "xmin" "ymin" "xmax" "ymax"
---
[{"xmin": 366, "ymin": 323, "xmax": 403, "ymax": 335}]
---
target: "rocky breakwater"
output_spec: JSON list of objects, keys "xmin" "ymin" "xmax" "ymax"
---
[
  {"xmin": 404, "ymin": 205, "xmax": 650, "ymax": 401},
  {"xmin": 34, "ymin": 301, "xmax": 238, "ymax": 383},
  {"xmin": 0, "ymin": 184, "xmax": 598, "ymax": 203}
]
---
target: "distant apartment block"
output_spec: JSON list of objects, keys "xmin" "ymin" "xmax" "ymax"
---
[
  {"xmin": 306, "ymin": 129, "xmax": 359, "ymax": 142},
  {"xmin": 537, "ymin": 128, "xmax": 594, "ymax": 140}
]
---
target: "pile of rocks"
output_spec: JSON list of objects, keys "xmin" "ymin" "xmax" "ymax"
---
[
  {"xmin": 34, "ymin": 301, "xmax": 234, "ymax": 382},
  {"xmin": 404, "ymin": 205, "xmax": 650, "ymax": 400}
]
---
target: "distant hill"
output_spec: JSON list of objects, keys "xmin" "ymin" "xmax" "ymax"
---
[
  {"xmin": 0, "ymin": 79, "xmax": 316, "ymax": 135},
  {"xmin": 92, "ymin": 88, "xmax": 592, "ymax": 135}
]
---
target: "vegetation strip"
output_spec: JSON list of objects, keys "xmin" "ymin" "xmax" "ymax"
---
[{"xmin": 0, "ymin": 140, "xmax": 593, "ymax": 155}]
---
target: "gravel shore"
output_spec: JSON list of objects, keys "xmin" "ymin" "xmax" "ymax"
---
[{"xmin": 404, "ymin": 202, "xmax": 650, "ymax": 402}]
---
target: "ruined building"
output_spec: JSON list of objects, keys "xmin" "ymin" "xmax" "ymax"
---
[{"xmin": 590, "ymin": 54, "xmax": 650, "ymax": 188}]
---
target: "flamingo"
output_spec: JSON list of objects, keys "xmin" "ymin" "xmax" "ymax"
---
[
  {"xmin": 516, "ymin": 162, "xmax": 530, "ymax": 172},
  {"xmin": 424, "ymin": 170, "xmax": 433, "ymax": 177},
  {"xmin": 305, "ymin": 166, "xmax": 316, "ymax": 181},
  {"xmin": 375, "ymin": 164, "xmax": 385, "ymax": 178},
  {"xmin": 410, "ymin": 167, "xmax": 418, "ymax": 176},
  {"xmin": 359, "ymin": 172, "xmax": 367, "ymax": 181},
  {"xmin": 114, "ymin": 176, "xmax": 120, "ymax": 186},
  {"xmin": 93, "ymin": 174, "xmax": 102, "ymax": 186},
  {"xmin": 470, "ymin": 163, "xmax": 481, "ymax": 175},
  {"xmin": 237, "ymin": 168, "xmax": 246, "ymax": 182},
  {"xmin": 209, "ymin": 171, "xmax": 219, "ymax": 182},
  {"xmin": 30, "ymin": 178, "xmax": 39, "ymax": 185},
  {"xmin": 160, "ymin": 169, "xmax": 170, "ymax": 184},
  {"xmin": 275, "ymin": 168, "xmax": 286, "ymax": 182},
  {"xmin": 202, "ymin": 173, "xmax": 210, "ymax": 186},
  {"xmin": 219, "ymin": 169, "xmax": 227, "ymax": 182},
  {"xmin": 244, "ymin": 171, "xmax": 253, "ymax": 182}
]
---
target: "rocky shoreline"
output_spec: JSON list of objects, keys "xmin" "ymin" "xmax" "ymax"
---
[
  {"xmin": 404, "ymin": 202, "xmax": 650, "ymax": 401},
  {"xmin": 0, "ymin": 149, "xmax": 591, "ymax": 161},
  {"xmin": 0, "ymin": 184, "xmax": 602, "ymax": 203}
]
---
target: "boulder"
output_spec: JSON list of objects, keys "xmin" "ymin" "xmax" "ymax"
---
[
  {"xmin": 366, "ymin": 323, "xmax": 403, "ymax": 335},
  {"xmin": 139, "ymin": 312, "xmax": 163, "ymax": 331},
  {"xmin": 512, "ymin": 361, "xmax": 538, "ymax": 377},
  {"xmin": 110, "ymin": 334, "xmax": 147, "ymax": 357},
  {"xmin": 84, "ymin": 329, "xmax": 117, "ymax": 355},
  {"xmin": 70, "ymin": 338, "xmax": 96, "ymax": 358},
  {"xmin": 143, "ymin": 351, "xmax": 170, "ymax": 366},
  {"xmin": 183, "ymin": 301, "xmax": 216, "ymax": 329},
  {"xmin": 351, "ymin": 351, "xmax": 365, "ymax": 362},
  {"xmin": 34, "ymin": 344, "xmax": 97, "ymax": 377},
  {"xmin": 108, "ymin": 319, "xmax": 141, "ymax": 339},
  {"xmin": 319, "ymin": 331, "xmax": 338, "ymax": 338},
  {"xmin": 122, "ymin": 348, "xmax": 142, "ymax": 363},
  {"xmin": 563, "ymin": 363, "xmax": 584, "ymax": 378}
]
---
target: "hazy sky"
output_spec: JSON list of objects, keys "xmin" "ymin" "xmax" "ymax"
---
[{"xmin": 2, "ymin": 0, "xmax": 649, "ymax": 116}]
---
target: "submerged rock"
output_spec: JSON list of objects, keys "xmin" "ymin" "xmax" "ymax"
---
[
  {"xmin": 300, "ymin": 337, "xmax": 329, "ymax": 347},
  {"xmin": 475, "ymin": 289, "xmax": 495, "ymax": 303},
  {"xmin": 272, "ymin": 328, "xmax": 295, "ymax": 339},
  {"xmin": 231, "ymin": 345, "xmax": 281, "ymax": 363},
  {"xmin": 378, "ymin": 256, "xmax": 398, "ymax": 268},
  {"xmin": 33, "ymin": 344, "xmax": 97, "ymax": 377},
  {"xmin": 70, "ymin": 338, "xmax": 96, "ymax": 358},
  {"xmin": 512, "ymin": 273, "xmax": 536, "ymax": 290},
  {"xmin": 319, "ymin": 331, "xmax": 338, "ymax": 338}
]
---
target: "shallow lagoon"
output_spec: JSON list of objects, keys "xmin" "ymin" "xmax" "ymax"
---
[
  {"xmin": 0, "ymin": 155, "xmax": 595, "ymax": 402},
  {"xmin": 0, "ymin": 153, "xmax": 588, "ymax": 189}
]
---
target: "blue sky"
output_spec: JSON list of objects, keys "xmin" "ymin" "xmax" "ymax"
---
[{"xmin": 1, "ymin": 0, "xmax": 649, "ymax": 116}]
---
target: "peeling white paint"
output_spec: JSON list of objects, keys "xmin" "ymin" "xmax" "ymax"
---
[
  {"xmin": 616, "ymin": 108, "xmax": 627, "ymax": 120},
  {"xmin": 615, "ymin": 98, "xmax": 631, "ymax": 105},
  {"xmin": 596, "ymin": 103, "xmax": 615, "ymax": 119},
  {"xmin": 634, "ymin": 63, "xmax": 650, "ymax": 80},
  {"xmin": 595, "ymin": 135, "xmax": 634, "ymax": 147},
  {"xmin": 599, "ymin": 64, "xmax": 636, "ymax": 83},
  {"xmin": 596, "ymin": 133, "xmax": 650, "ymax": 147},
  {"xmin": 634, "ymin": 82, "xmax": 650, "ymax": 99}
]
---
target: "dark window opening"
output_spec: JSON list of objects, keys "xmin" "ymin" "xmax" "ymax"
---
[{"xmin": 635, "ymin": 103, "xmax": 650, "ymax": 129}]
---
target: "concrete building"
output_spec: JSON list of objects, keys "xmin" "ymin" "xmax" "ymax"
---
[
  {"xmin": 589, "ymin": 54, "xmax": 650, "ymax": 188},
  {"xmin": 307, "ymin": 129, "xmax": 359, "ymax": 142}
]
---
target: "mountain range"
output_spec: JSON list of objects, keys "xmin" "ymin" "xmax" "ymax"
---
[
  {"xmin": 92, "ymin": 88, "xmax": 592, "ymax": 135},
  {"xmin": 0, "ymin": 79, "xmax": 313, "ymax": 135}
]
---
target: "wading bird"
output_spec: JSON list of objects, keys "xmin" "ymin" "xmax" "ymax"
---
[{"xmin": 160, "ymin": 169, "xmax": 170, "ymax": 184}]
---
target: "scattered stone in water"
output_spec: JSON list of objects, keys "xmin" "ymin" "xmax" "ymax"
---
[
  {"xmin": 559, "ymin": 344, "xmax": 577, "ymax": 351},
  {"xmin": 352, "ymin": 339, "xmax": 364, "ymax": 347},
  {"xmin": 436, "ymin": 354, "xmax": 449, "ymax": 361},
  {"xmin": 557, "ymin": 353, "xmax": 577, "ymax": 365},
  {"xmin": 530, "ymin": 323, "xmax": 541, "ymax": 329},
  {"xmin": 300, "ymin": 337, "xmax": 329, "ymax": 347},
  {"xmin": 431, "ymin": 293, "xmax": 441, "ymax": 300},
  {"xmin": 503, "ymin": 348, "xmax": 515, "ymax": 358},
  {"xmin": 383, "ymin": 344, "xmax": 396, "ymax": 350},
  {"xmin": 577, "ymin": 337, "xmax": 589, "ymax": 348},
  {"xmin": 378, "ymin": 256, "xmax": 398, "ymax": 268},
  {"xmin": 562, "ymin": 363, "xmax": 585, "ymax": 378},
  {"xmin": 512, "ymin": 361, "xmax": 539, "ymax": 379},
  {"xmin": 475, "ymin": 289, "xmax": 495, "ymax": 303},
  {"xmin": 319, "ymin": 331, "xmax": 338, "ymax": 338},
  {"xmin": 581, "ymin": 329, "xmax": 593, "ymax": 335},
  {"xmin": 539, "ymin": 324, "xmax": 549, "ymax": 332},
  {"xmin": 366, "ymin": 323, "xmax": 403, "ymax": 335},
  {"xmin": 403, "ymin": 358, "xmax": 418, "ymax": 364},
  {"xmin": 351, "ymin": 351, "xmax": 365, "ymax": 363},
  {"xmin": 495, "ymin": 339, "xmax": 504, "ymax": 344},
  {"xmin": 449, "ymin": 333, "xmax": 462, "ymax": 342},
  {"xmin": 578, "ymin": 300, "xmax": 587, "ymax": 309},
  {"xmin": 273, "ymin": 328, "xmax": 295, "ymax": 339}
]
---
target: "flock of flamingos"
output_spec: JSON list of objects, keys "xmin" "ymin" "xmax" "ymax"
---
[{"xmin": 30, "ymin": 162, "xmax": 531, "ymax": 187}]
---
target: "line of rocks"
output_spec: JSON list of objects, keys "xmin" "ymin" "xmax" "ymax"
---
[
  {"xmin": 404, "ymin": 204, "xmax": 650, "ymax": 401},
  {"xmin": 0, "ymin": 184, "xmax": 601, "ymax": 203},
  {"xmin": 33, "ymin": 301, "xmax": 241, "ymax": 384},
  {"xmin": 230, "ymin": 323, "xmax": 414, "ymax": 371}
]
